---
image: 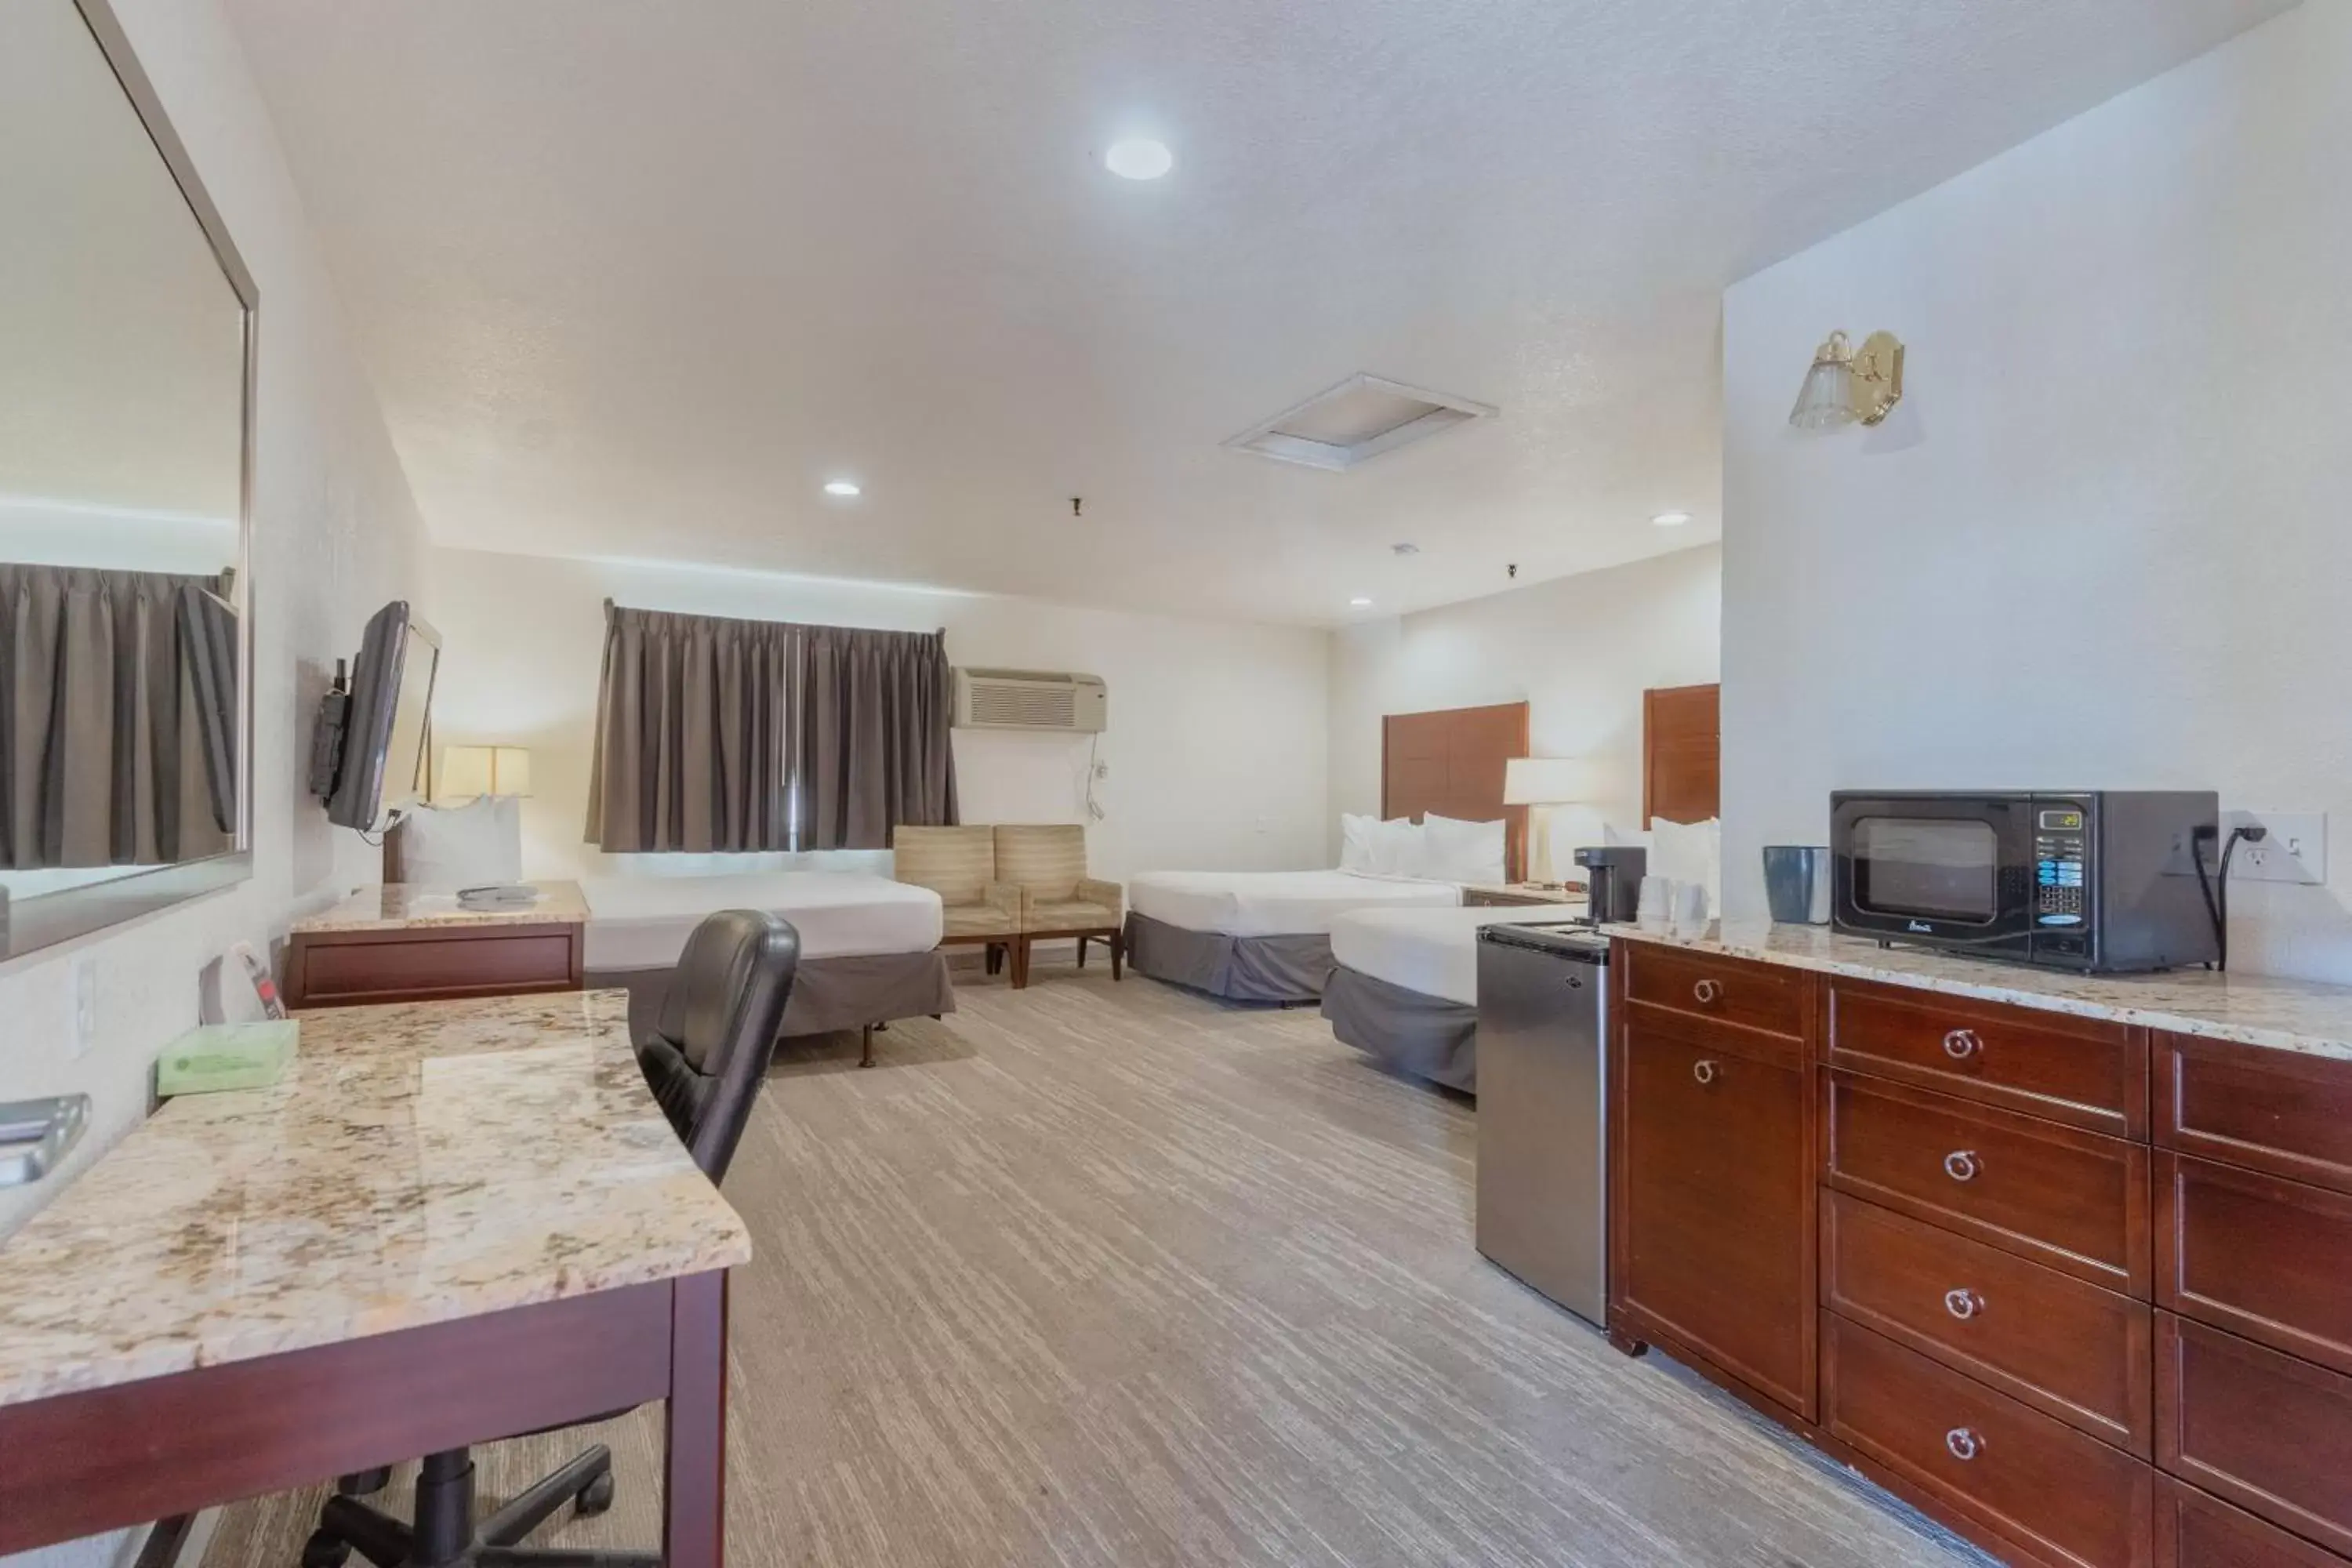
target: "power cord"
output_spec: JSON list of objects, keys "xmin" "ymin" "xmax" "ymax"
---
[{"xmin": 2190, "ymin": 823, "xmax": 2266, "ymax": 971}]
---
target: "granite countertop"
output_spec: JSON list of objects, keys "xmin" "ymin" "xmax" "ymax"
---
[
  {"xmin": 1602, "ymin": 920, "xmax": 2352, "ymax": 1063},
  {"xmin": 293, "ymin": 879, "xmax": 590, "ymax": 934},
  {"xmin": 0, "ymin": 989, "xmax": 750, "ymax": 1407}
]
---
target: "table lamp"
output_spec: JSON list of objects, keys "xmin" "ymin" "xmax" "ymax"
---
[
  {"xmin": 439, "ymin": 744, "xmax": 532, "ymax": 802},
  {"xmin": 1503, "ymin": 757, "xmax": 1599, "ymax": 886}
]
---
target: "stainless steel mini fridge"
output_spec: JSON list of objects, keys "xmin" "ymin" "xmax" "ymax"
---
[{"xmin": 1474, "ymin": 923, "xmax": 1610, "ymax": 1327}]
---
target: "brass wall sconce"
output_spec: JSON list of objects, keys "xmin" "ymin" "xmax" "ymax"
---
[{"xmin": 1788, "ymin": 329, "xmax": 1905, "ymax": 429}]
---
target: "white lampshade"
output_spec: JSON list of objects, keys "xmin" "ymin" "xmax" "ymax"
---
[
  {"xmin": 440, "ymin": 744, "xmax": 532, "ymax": 800},
  {"xmin": 1503, "ymin": 757, "xmax": 1598, "ymax": 807}
]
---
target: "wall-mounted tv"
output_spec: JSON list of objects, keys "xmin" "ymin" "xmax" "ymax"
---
[{"xmin": 319, "ymin": 600, "xmax": 441, "ymax": 833}]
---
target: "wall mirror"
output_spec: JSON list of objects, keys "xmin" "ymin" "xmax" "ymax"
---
[{"xmin": 0, "ymin": 0, "xmax": 256, "ymax": 964}]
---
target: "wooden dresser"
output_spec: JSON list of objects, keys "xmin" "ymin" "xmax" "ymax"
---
[
  {"xmin": 284, "ymin": 881, "xmax": 587, "ymax": 1010},
  {"xmin": 1607, "ymin": 928, "xmax": 2352, "ymax": 1568}
]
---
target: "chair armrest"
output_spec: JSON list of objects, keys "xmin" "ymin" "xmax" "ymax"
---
[{"xmin": 1076, "ymin": 877, "xmax": 1123, "ymax": 916}]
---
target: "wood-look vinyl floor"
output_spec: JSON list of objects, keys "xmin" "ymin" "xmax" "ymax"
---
[{"xmin": 205, "ymin": 967, "xmax": 1988, "ymax": 1567}]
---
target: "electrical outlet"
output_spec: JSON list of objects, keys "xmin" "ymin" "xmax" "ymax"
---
[
  {"xmin": 2224, "ymin": 810, "xmax": 2328, "ymax": 885},
  {"xmin": 71, "ymin": 956, "xmax": 99, "ymax": 1059}
]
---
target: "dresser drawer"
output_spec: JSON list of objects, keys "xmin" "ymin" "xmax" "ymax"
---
[
  {"xmin": 2156, "ymin": 1477, "xmax": 2352, "ymax": 1568},
  {"xmin": 1824, "ymin": 1072, "xmax": 2152, "ymax": 1295},
  {"xmin": 2158, "ymin": 1036, "xmax": 2352, "ymax": 1198},
  {"xmin": 1825, "ymin": 1191, "xmax": 2152, "ymax": 1454},
  {"xmin": 2158, "ymin": 1154, "xmax": 2352, "ymax": 1378},
  {"xmin": 289, "ymin": 927, "xmax": 583, "ymax": 1008},
  {"xmin": 1621, "ymin": 943, "xmax": 1809, "ymax": 1044},
  {"xmin": 2158, "ymin": 1314, "xmax": 2352, "ymax": 1558},
  {"xmin": 1824, "ymin": 1312, "xmax": 2154, "ymax": 1568},
  {"xmin": 1828, "ymin": 981, "xmax": 2147, "ymax": 1138}
]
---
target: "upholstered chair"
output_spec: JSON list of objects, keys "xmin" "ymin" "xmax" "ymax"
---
[
  {"xmin": 992, "ymin": 824, "xmax": 1123, "ymax": 985},
  {"xmin": 892, "ymin": 825, "xmax": 1021, "ymax": 978}
]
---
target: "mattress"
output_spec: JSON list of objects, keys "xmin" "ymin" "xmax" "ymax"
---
[
  {"xmin": 1126, "ymin": 869, "xmax": 1460, "ymax": 939},
  {"xmin": 579, "ymin": 870, "xmax": 945, "ymax": 971},
  {"xmin": 1328, "ymin": 902, "xmax": 1587, "ymax": 1007}
]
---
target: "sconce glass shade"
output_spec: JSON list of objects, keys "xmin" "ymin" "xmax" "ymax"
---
[{"xmin": 1789, "ymin": 333, "xmax": 1860, "ymax": 430}]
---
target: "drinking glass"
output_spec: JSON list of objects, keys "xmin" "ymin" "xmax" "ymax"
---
[
  {"xmin": 1670, "ymin": 880, "xmax": 1711, "ymax": 938},
  {"xmin": 1636, "ymin": 876, "xmax": 1672, "ymax": 931}
]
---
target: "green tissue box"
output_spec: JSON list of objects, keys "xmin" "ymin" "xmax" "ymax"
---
[{"xmin": 158, "ymin": 1020, "xmax": 299, "ymax": 1096}]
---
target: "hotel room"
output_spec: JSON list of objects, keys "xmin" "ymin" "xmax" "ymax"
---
[{"xmin": 4, "ymin": 2, "xmax": 2350, "ymax": 1566}]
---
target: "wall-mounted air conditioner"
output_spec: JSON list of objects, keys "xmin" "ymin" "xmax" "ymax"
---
[{"xmin": 953, "ymin": 668, "xmax": 1108, "ymax": 733}]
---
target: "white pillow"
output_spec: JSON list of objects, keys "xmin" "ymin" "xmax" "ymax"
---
[
  {"xmin": 1650, "ymin": 816, "xmax": 1722, "ymax": 916},
  {"xmin": 397, "ymin": 797, "xmax": 523, "ymax": 888},
  {"xmin": 1338, "ymin": 812, "xmax": 1380, "ymax": 873},
  {"xmin": 1367, "ymin": 817, "xmax": 1425, "ymax": 877},
  {"xmin": 1421, "ymin": 813, "xmax": 1508, "ymax": 885}
]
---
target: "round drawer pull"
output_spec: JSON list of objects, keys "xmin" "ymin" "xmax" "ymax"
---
[
  {"xmin": 1693, "ymin": 1060, "xmax": 1720, "ymax": 1086},
  {"xmin": 1943, "ymin": 1029, "xmax": 1983, "ymax": 1060},
  {"xmin": 1944, "ymin": 1288, "xmax": 1983, "ymax": 1320},
  {"xmin": 1945, "ymin": 1427, "xmax": 1984, "ymax": 1462},
  {"xmin": 1692, "ymin": 978, "xmax": 1723, "ymax": 1005},
  {"xmin": 1943, "ymin": 1149, "xmax": 1981, "ymax": 1183}
]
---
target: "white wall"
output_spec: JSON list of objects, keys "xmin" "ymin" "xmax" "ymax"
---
[
  {"xmin": 1720, "ymin": 3, "xmax": 2352, "ymax": 979},
  {"xmin": 1329, "ymin": 545, "xmax": 1722, "ymax": 867},
  {"xmin": 425, "ymin": 549, "xmax": 1331, "ymax": 887}
]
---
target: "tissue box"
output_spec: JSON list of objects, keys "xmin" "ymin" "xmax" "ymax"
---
[{"xmin": 158, "ymin": 1020, "xmax": 299, "ymax": 1096}]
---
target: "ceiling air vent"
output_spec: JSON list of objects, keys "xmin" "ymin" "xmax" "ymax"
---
[{"xmin": 1225, "ymin": 374, "xmax": 1497, "ymax": 472}]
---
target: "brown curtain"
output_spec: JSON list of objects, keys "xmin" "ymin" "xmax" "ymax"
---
[
  {"xmin": 793, "ymin": 624, "xmax": 958, "ymax": 851},
  {"xmin": 0, "ymin": 564, "xmax": 238, "ymax": 870},
  {"xmin": 585, "ymin": 605, "xmax": 956, "ymax": 853}
]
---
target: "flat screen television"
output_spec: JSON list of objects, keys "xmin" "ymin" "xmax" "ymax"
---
[{"xmin": 324, "ymin": 600, "xmax": 442, "ymax": 832}]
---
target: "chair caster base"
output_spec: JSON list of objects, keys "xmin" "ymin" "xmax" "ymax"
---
[
  {"xmin": 301, "ymin": 1530, "xmax": 353, "ymax": 1568},
  {"xmin": 578, "ymin": 1470, "xmax": 616, "ymax": 1516}
]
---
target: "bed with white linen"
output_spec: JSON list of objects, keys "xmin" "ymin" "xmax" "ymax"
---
[
  {"xmin": 580, "ymin": 870, "xmax": 954, "ymax": 1056},
  {"xmin": 1319, "ymin": 902, "xmax": 1582, "ymax": 1092},
  {"xmin": 1123, "ymin": 811, "xmax": 1504, "ymax": 1004}
]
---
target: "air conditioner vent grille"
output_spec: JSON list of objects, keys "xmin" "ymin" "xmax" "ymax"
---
[{"xmin": 972, "ymin": 682, "xmax": 1076, "ymax": 729}]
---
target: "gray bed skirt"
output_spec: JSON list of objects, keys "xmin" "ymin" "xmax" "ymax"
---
[
  {"xmin": 1123, "ymin": 911, "xmax": 1336, "ymax": 1004},
  {"xmin": 589, "ymin": 948, "xmax": 956, "ymax": 1042},
  {"xmin": 1320, "ymin": 964, "xmax": 1479, "ymax": 1093}
]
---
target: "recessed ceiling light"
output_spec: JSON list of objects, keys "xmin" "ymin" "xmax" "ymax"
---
[
  {"xmin": 1391, "ymin": 542, "xmax": 1420, "ymax": 557},
  {"xmin": 1349, "ymin": 596, "xmax": 1374, "ymax": 608},
  {"xmin": 823, "ymin": 480, "xmax": 862, "ymax": 498},
  {"xmin": 1651, "ymin": 510, "xmax": 1693, "ymax": 527},
  {"xmin": 1104, "ymin": 138, "xmax": 1174, "ymax": 180}
]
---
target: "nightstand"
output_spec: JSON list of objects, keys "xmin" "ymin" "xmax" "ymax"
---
[
  {"xmin": 284, "ymin": 881, "xmax": 587, "ymax": 1008},
  {"xmin": 1461, "ymin": 883, "xmax": 1586, "ymax": 909}
]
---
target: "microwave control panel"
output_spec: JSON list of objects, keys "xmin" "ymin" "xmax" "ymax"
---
[{"xmin": 2034, "ymin": 806, "xmax": 2088, "ymax": 924}]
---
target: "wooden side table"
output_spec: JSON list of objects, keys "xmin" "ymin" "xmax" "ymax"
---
[
  {"xmin": 1461, "ymin": 882, "xmax": 1586, "ymax": 909},
  {"xmin": 284, "ymin": 882, "xmax": 587, "ymax": 1009}
]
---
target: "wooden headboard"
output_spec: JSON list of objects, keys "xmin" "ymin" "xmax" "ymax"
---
[
  {"xmin": 1643, "ymin": 682, "xmax": 1721, "ymax": 826},
  {"xmin": 1381, "ymin": 701, "xmax": 1530, "ymax": 884}
]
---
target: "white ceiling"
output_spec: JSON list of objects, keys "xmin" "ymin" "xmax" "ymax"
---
[{"xmin": 222, "ymin": 0, "xmax": 2288, "ymax": 626}]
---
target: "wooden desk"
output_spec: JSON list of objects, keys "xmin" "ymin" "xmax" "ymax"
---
[
  {"xmin": 284, "ymin": 881, "xmax": 587, "ymax": 1009},
  {"xmin": 0, "ymin": 991, "xmax": 747, "ymax": 1563},
  {"xmin": 1461, "ymin": 882, "xmax": 1587, "ymax": 909}
]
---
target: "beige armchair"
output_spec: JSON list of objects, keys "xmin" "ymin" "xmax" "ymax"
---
[
  {"xmin": 892, "ymin": 826, "xmax": 1021, "ymax": 982},
  {"xmin": 993, "ymin": 824, "xmax": 1123, "ymax": 985}
]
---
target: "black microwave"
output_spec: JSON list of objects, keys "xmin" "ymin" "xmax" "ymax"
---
[{"xmin": 1829, "ymin": 791, "xmax": 2220, "ymax": 973}]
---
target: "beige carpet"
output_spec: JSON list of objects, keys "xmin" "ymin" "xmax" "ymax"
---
[{"xmin": 205, "ymin": 967, "xmax": 1987, "ymax": 1567}]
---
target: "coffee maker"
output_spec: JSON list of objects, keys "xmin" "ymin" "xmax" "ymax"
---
[{"xmin": 1573, "ymin": 846, "xmax": 1648, "ymax": 925}]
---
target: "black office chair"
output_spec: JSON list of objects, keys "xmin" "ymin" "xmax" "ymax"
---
[{"xmin": 303, "ymin": 909, "xmax": 800, "ymax": 1568}]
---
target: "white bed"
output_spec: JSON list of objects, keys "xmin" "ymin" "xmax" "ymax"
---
[
  {"xmin": 579, "ymin": 870, "xmax": 943, "ymax": 970},
  {"xmin": 578, "ymin": 869, "xmax": 953, "ymax": 1063},
  {"xmin": 1328, "ymin": 903, "xmax": 1581, "ymax": 1007},
  {"xmin": 1127, "ymin": 869, "xmax": 1461, "ymax": 938},
  {"xmin": 1322, "ymin": 900, "xmax": 1587, "ymax": 1092}
]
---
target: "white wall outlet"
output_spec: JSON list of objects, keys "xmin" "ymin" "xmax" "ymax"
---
[
  {"xmin": 71, "ymin": 956, "xmax": 100, "ymax": 1059},
  {"xmin": 2223, "ymin": 810, "xmax": 2327, "ymax": 885}
]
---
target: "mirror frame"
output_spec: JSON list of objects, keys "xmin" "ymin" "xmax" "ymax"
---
[{"xmin": 0, "ymin": 0, "xmax": 259, "ymax": 966}]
